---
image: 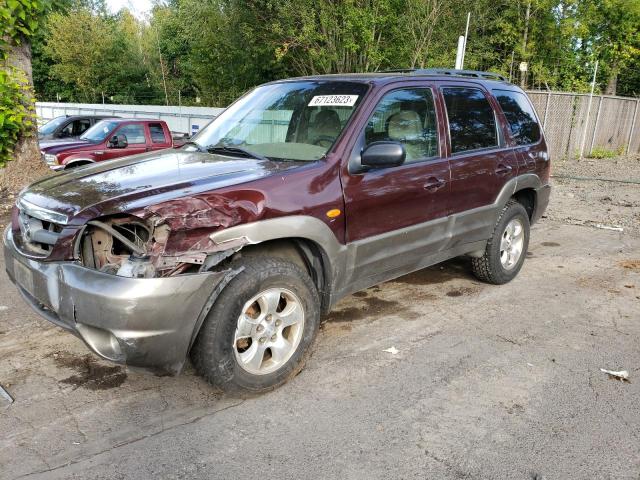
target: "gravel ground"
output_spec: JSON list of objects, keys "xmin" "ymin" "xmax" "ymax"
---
[
  {"xmin": 1, "ymin": 157, "xmax": 639, "ymax": 480},
  {"xmin": 549, "ymin": 154, "xmax": 640, "ymax": 235}
]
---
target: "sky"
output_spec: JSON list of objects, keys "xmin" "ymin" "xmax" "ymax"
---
[{"xmin": 106, "ymin": 0, "xmax": 154, "ymax": 19}]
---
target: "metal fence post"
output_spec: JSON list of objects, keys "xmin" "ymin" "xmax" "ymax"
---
[
  {"xmin": 627, "ymin": 99, "xmax": 639, "ymax": 154},
  {"xmin": 543, "ymin": 91, "xmax": 551, "ymax": 129},
  {"xmin": 588, "ymin": 95, "xmax": 603, "ymax": 155}
]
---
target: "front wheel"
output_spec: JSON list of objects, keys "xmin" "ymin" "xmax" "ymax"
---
[
  {"xmin": 191, "ymin": 256, "xmax": 320, "ymax": 393},
  {"xmin": 471, "ymin": 200, "xmax": 530, "ymax": 284}
]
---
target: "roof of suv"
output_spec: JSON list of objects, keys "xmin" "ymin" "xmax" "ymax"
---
[{"xmin": 285, "ymin": 69, "xmax": 515, "ymax": 88}]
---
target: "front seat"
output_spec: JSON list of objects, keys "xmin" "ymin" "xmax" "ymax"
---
[
  {"xmin": 308, "ymin": 109, "xmax": 341, "ymax": 147},
  {"xmin": 386, "ymin": 110, "xmax": 424, "ymax": 161}
]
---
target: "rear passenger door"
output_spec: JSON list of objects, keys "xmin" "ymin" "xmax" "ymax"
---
[
  {"xmin": 439, "ymin": 84, "xmax": 518, "ymax": 241},
  {"xmin": 492, "ymin": 89, "xmax": 546, "ymax": 173}
]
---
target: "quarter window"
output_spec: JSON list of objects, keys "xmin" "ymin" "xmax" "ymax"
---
[
  {"xmin": 443, "ymin": 87, "xmax": 497, "ymax": 154},
  {"xmin": 364, "ymin": 88, "xmax": 439, "ymax": 163},
  {"xmin": 494, "ymin": 90, "xmax": 541, "ymax": 145},
  {"xmin": 149, "ymin": 123, "xmax": 167, "ymax": 143},
  {"xmin": 117, "ymin": 124, "xmax": 146, "ymax": 144}
]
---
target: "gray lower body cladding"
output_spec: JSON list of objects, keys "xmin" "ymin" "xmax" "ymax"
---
[{"xmin": 4, "ymin": 227, "xmax": 228, "ymax": 374}]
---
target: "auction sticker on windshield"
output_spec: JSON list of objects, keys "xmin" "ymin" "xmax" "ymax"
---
[{"xmin": 308, "ymin": 95, "xmax": 359, "ymax": 107}]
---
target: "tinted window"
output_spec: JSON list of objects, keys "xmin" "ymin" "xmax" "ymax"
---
[
  {"xmin": 443, "ymin": 87, "xmax": 497, "ymax": 154},
  {"xmin": 494, "ymin": 90, "xmax": 540, "ymax": 145},
  {"xmin": 81, "ymin": 120, "xmax": 119, "ymax": 142},
  {"xmin": 365, "ymin": 88, "xmax": 439, "ymax": 163},
  {"xmin": 149, "ymin": 123, "xmax": 167, "ymax": 143},
  {"xmin": 117, "ymin": 124, "xmax": 146, "ymax": 144}
]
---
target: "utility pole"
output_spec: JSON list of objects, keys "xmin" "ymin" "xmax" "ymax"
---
[
  {"xmin": 579, "ymin": 60, "xmax": 599, "ymax": 160},
  {"xmin": 455, "ymin": 12, "xmax": 471, "ymax": 70},
  {"xmin": 521, "ymin": 0, "xmax": 531, "ymax": 88},
  {"xmin": 154, "ymin": 23, "xmax": 169, "ymax": 106},
  {"xmin": 509, "ymin": 51, "xmax": 515, "ymax": 83}
]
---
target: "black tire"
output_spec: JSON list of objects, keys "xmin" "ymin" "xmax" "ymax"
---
[
  {"xmin": 471, "ymin": 200, "xmax": 530, "ymax": 285},
  {"xmin": 191, "ymin": 256, "xmax": 320, "ymax": 394}
]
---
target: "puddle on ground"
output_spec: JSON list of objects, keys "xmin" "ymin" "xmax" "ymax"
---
[
  {"xmin": 324, "ymin": 297, "xmax": 405, "ymax": 324},
  {"xmin": 392, "ymin": 259, "xmax": 472, "ymax": 286},
  {"xmin": 445, "ymin": 287, "xmax": 477, "ymax": 298},
  {"xmin": 47, "ymin": 351, "xmax": 126, "ymax": 390},
  {"xmin": 541, "ymin": 242, "xmax": 561, "ymax": 247}
]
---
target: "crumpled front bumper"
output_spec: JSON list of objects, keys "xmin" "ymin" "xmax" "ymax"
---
[{"xmin": 4, "ymin": 227, "xmax": 228, "ymax": 374}]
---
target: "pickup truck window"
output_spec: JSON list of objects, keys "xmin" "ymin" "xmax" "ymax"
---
[
  {"xmin": 365, "ymin": 88, "xmax": 439, "ymax": 163},
  {"xmin": 117, "ymin": 124, "xmax": 146, "ymax": 144},
  {"xmin": 187, "ymin": 81, "xmax": 369, "ymax": 161},
  {"xmin": 149, "ymin": 123, "xmax": 168, "ymax": 143},
  {"xmin": 443, "ymin": 87, "xmax": 498, "ymax": 154},
  {"xmin": 39, "ymin": 116, "xmax": 67, "ymax": 135},
  {"xmin": 81, "ymin": 120, "xmax": 120, "ymax": 142}
]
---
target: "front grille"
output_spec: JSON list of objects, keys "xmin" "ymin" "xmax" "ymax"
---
[{"xmin": 17, "ymin": 209, "xmax": 63, "ymax": 256}]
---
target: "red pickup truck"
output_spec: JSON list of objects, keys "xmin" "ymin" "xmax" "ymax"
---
[{"xmin": 39, "ymin": 119, "xmax": 174, "ymax": 170}]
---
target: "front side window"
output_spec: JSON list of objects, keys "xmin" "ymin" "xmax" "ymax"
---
[
  {"xmin": 364, "ymin": 88, "xmax": 439, "ymax": 163},
  {"xmin": 188, "ymin": 81, "xmax": 369, "ymax": 161},
  {"xmin": 149, "ymin": 123, "xmax": 167, "ymax": 143},
  {"xmin": 117, "ymin": 124, "xmax": 146, "ymax": 144},
  {"xmin": 39, "ymin": 116, "xmax": 67, "ymax": 135},
  {"xmin": 494, "ymin": 90, "xmax": 541, "ymax": 145},
  {"xmin": 80, "ymin": 120, "xmax": 120, "ymax": 142},
  {"xmin": 61, "ymin": 119, "xmax": 91, "ymax": 137},
  {"xmin": 443, "ymin": 87, "xmax": 497, "ymax": 154}
]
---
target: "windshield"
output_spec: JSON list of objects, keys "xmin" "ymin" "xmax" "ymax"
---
[
  {"xmin": 80, "ymin": 120, "xmax": 120, "ymax": 142},
  {"xmin": 187, "ymin": 81, "xmax": 369, "ymax": 161},
  {"xmin": 39, "ymin": 116, "xmax": 67, "ymax": 135}
]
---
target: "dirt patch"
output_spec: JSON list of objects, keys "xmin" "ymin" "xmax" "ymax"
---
[
  {"xmin": 352, "ymin": 291, "xmax": 368, "ymax": 298},
  {"xmin": 47, "ymin": 351, "xmax": 127, "ymax": 390},
  {"xmin": 324, "ymin": 297, "xmax": 405, "ymax": 324},
  {"xmin": 619, "ymin": 260, "xmax": 640, "ymax": 270}
]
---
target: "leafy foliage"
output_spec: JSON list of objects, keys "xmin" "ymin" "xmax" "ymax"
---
[{"xmin": 0, "ymin": 68, "xmax": 34, "ymax": 167}]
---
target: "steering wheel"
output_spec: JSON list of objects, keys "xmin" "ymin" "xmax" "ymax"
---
[{"xmin": 312, "ymin": 136, "xmax": 336, "ymax": 148}]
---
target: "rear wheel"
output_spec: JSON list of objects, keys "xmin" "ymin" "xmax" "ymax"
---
[
  {"xmin": 471, "ymin": 200, "xmax": 530, "ymax": 284},
  {"xmin": 191, "ymin": 256, "xmax": 320, "ymax": 393}
]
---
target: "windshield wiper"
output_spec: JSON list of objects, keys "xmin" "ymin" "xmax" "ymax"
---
[{"xmin": 205, "ymin": 144, "xmax": 269, "ymax": 161}]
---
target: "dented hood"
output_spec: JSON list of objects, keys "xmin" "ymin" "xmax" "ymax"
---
[{"xmin": 20, "ymin": 150, "xmax": 305, "ymax": 225}]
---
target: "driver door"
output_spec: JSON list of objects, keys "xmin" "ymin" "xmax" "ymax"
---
[
  {"xmin": 100, "ymin": 123, "xmax": 148, "ymax": 161},
  {"xmin": 341, "ymin": 84, "xmax": 451, "ymax": 286}
]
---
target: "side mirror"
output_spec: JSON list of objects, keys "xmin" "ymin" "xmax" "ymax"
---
[
  {"xmin": 361, "ymin": 141, "xmax": 405, "ymax": 168},
  {"xmin": 108, "ymin": 134, "xmax": 128, "ymax": 148}
]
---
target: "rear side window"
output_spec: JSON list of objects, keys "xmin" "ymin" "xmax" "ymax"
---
[
  {"xmin": 117, "ymin": 124, "xmax": 146, "ymax": 144},
  {"xmin": 442, "ymin": 87, "xmax": 497, "ymax": 154},
  {"xmin": 149, "ymin": 123, "xmax": 167, "ymax": 143},
  {"xmin": 494, "ymin": 90, "xmax": 541, "ymax": 145}
]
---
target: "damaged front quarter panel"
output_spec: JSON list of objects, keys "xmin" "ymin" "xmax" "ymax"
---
[{"xmin": 78, "ymin": 192, "xmax": 263, "ymax": 278}]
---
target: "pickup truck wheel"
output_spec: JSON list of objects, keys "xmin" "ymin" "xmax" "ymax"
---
[
  {"xmin": 191, "ymin": 257, "xmax": 320, "ymax": 393},
  {"xmin": 471, "ymin": 200, "xmax": 530, "ymax": 285}
]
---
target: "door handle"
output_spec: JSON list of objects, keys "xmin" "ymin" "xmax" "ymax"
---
[
  {"xmin": 495, "ymin": 164, "xmax": 513, "ymax": 176},
  {"xmin": 423, "ymin": 177, "xmax": 446, "ymax": 192}
]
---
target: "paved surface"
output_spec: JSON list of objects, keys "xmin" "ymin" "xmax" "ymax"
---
[{"xmin": 1, "ymin": 184, "xmax": 640, "ymax": 479}]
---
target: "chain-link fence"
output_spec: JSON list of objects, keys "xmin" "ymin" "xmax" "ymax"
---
[{"xmin": 527, "ymin": 91, "xmax": 640, "ymax": 160}]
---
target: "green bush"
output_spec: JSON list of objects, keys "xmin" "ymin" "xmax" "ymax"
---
[{"xmin": 0, "ymin": 68, "xmax": 34, "ymax": 167}]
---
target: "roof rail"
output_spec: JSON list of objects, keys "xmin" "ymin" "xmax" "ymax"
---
[{"xmin": 377, "ymin": 68, "xmax": 507, "ymax": 82}]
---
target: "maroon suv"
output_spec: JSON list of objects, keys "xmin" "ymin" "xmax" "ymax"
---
[{"xmin": 5, "ymin": 69, "xmax": 550, "ymax": 392}]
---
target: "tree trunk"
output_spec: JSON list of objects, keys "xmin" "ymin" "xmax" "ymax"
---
[
  {"xmin": 1, "ymin": 39, "xmax": 50, "ymax": 194},
  {"xmin": 605, "ymin": 70, "xmax": 618, "ymax": 96}
]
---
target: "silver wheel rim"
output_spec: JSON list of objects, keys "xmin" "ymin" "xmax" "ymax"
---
[
  {"xmin": 500, "ymin": 218, "xmax": 525, "ymax": 270},
  {"xmin": 233, "ymin": 288, "xmax": 305, "ymax": 376}
]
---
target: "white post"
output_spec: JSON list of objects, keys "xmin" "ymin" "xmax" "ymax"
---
[
  {"xmin": 455, "ymin": 36, "xmax": 465, "ymax": 69},
  {"xmin": 626, "ymin": 99, "xmax": 639, "ymax": 154},
  {"xmin": 589, "ymin": 95, "xmax": 603, "ymax": 154},
  {"xmin": 579, "ymin": 60, "xmax": 598, "ymax": 160},
  {"xmin": 461, "ymin": 12, "xmax": 471, "ymax": 69}
]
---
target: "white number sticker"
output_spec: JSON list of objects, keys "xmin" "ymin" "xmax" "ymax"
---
[{"xmin": 308, "ymin": 95, "xmax": 359, "ymax": 107}]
